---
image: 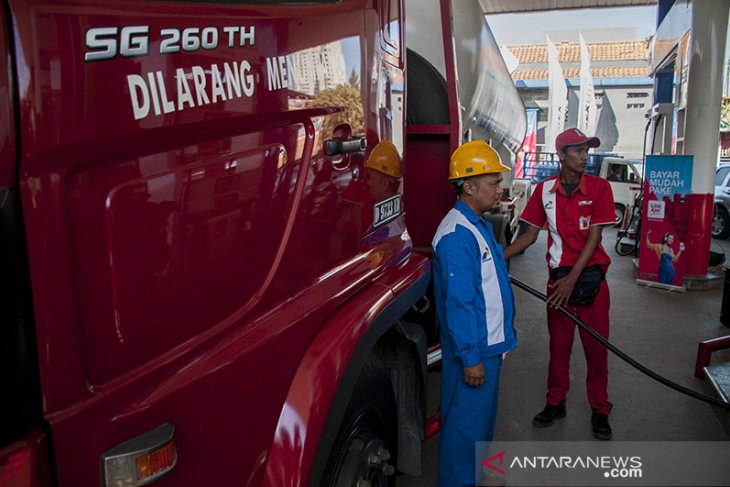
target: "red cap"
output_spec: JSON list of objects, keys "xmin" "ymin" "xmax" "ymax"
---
[{"xmin": 555, "ymin": 128, "xmax": 600, "ymax": 154}]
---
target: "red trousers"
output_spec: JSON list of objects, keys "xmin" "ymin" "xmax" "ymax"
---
[{"xmin": 546, "ymin": 279, "xmax": 612, "ymax": 415}]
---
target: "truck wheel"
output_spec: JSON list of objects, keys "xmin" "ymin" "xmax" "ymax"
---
[
  {"xmin": 713, "ymin": 205, "xmax": 730, "ymax": 239},
  {"xmin": 322, "ymin": 363, "xmax": 398, "ymax": 487},
  {"xmin": 614, "ymin": 203, "xmax": 626, "ymax": 228},
  {"xmin": 322, "ymin": 362, "xmax": 398, "ymax": 487}
]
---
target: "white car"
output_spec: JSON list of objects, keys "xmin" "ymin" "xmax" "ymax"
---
[{"xmin": 599, "ymin": 157, "xmax": 643, "ymax": 227}]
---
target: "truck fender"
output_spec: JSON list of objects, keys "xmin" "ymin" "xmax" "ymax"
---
[{"xmin": 260, "ymin": 257, "xmax": 430, "ymax": 486}]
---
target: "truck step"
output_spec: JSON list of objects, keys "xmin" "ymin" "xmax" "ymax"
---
[{"xmin": 703, "ymin": 362, "xmax": 730, "ymax": 435}]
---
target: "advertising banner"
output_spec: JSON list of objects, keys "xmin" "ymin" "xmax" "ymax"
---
[
  {"xmin": 515, "ymin": 109, "xmax": 538, "ymax": 178},
  {"xmin": 545, "ymin": 35, "xmax": 567, "ymax": 153},
  {"xmin": 577, "ymin": 33, "xmax": 597, "ymax": 135},
  {"xmin": 636, "ymin": 155, "xmax": 693, "ymax": 290}
]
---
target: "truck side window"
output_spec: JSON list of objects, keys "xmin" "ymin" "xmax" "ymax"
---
[
  {"xmin": 607, "ymin": 164, "xmax": 625, "ymax": 182},
  {"xmin": 628, "ymin": 167, "xmax": 637, "ymax": 182}
]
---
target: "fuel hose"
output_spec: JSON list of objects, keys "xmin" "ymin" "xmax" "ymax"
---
[
  {"xmin": 615, "ymin": 117, "xmax": 652, "ymax": 256},
  {"xmin": 510, "ymin": 276, "xmax": 730, "ymax": 411}
]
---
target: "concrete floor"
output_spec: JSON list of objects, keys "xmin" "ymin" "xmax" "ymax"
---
[{"xmin": 400, "ymin": 230, "xmax": 730, "ymax": 485}]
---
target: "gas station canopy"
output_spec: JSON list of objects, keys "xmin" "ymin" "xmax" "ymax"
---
[{"xmin": 479, "ymin": 0, "xmax": 656, "ymax": 14}]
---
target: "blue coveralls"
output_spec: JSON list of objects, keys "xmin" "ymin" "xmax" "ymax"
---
[
  {"xmin": 658, "ymin": 246, "xmax": 675, "ymax": 285},
  {"xmin": 432, "ymin": 201, "xmax": 517, "ymax": 487}
]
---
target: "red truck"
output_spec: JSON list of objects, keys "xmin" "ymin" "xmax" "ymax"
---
[{"xmin": 0, "ymin": 0, "xmax": 525, "ymax": 485}]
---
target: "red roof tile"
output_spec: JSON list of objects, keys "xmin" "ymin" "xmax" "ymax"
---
[
  {"xmin": 511, "ymin": 66, "xmax": 649, "ymax": 81},
  {"xmin": 506, "ymin": 39, "xmax": 649, "ymax": 64},
  {"xmin": 505, "ymin": 39, "xmax": 650, "ymax": 80}
]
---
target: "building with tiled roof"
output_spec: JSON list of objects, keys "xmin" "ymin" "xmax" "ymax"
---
[
  {"xmin": 504, "ymin": 39, "xmax": 653, "ymax": 159},
  {"xmin": 508, "ymin": 39, "xmax": 650, "ymax": 82},
  {"xmin": 509, "ymin": 40, "xmax": 649, "ymax": 65},
  {"xmin": 512, "ymin": 66, "xmax": 648, "ymax": 81}
]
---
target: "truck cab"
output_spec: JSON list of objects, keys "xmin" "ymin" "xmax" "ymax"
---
[
  {"xmin": 0, "ymin": 1, "xmax": 525, "ymax": 485},
  {"xmin": 599, "ymin": 156, "xmax": 643, "ymax": 227}
]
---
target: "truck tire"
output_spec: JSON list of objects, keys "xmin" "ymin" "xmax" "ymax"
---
[
  {"xmin": 614, "ymin": 203, "xmax": 626, "ymax": 228},
  {"xmin": 406, "ymin": 48, "xmax": 449, "ymax": 125},
  {"xmin": 321, "ymin": 360, "xmax": 398, "ymax": 486},
  {"xmin": 713, "ymin": 205, "xmax": 730, "ymax": 239}
]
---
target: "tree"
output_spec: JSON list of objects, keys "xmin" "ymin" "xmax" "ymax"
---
[{"xmin": 307, "ymin": 82, "xmax": 364, "ymax": 136}]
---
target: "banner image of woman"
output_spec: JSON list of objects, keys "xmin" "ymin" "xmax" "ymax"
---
[
  {"xmin": 636, "ymin": 155, "xmax": 692, "ymax": 290},
  {"xmin": 644, "ymin": 230, "xmax": 684, "ymax": 285}
]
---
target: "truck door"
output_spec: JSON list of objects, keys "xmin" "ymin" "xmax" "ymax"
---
[{"xmin": 11, "ymin": 0, "xmax": 391, "ymax": 484}]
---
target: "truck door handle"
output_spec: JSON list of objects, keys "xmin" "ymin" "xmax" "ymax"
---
[{"xmin": 324, "ymin": 137, "xmax": 366, "ymax": 156}]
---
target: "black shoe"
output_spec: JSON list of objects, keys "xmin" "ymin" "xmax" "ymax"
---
[
  {"xmin": 591, "ymin": 412, "xmax": 612, "ymax": 440},
  {"xmin": 532, "ymin": 402, "xmax": 566, "ymax": 428}
]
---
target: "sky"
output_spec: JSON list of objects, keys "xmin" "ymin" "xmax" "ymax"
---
[
  {"xmin": 488, "ymin": 5, "xmax": 730, "ymax": 63},
  {"xmin": 488, "ymin": 6, "xmax": 657, "ymax": 45}
]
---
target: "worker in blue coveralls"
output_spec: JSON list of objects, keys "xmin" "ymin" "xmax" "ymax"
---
[{"xmin": 432, "ymin": 140, "xmax": 517, "ymax": 486}]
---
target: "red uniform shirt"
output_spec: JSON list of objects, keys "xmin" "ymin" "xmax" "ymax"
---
[{"xmin": 521, "ymin": 174, "xmax": 615, "ymax": 270}]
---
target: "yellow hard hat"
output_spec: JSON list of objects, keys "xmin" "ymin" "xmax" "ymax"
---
[
  {"xmin": 448, "ymin": 140, "xmax": 510, "ymax": 180},
  {"xmin": 366, "ymin": 141, "xmax": 402, "ymax": 179}
]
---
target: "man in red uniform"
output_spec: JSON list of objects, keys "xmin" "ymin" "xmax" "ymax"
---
[{"xmin": 505, "ymin": 128, "xmax": 616, "ymax": 440}]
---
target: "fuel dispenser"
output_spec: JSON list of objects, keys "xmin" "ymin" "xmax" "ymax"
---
[{"xmin": 615, "ymin": 102, "xmax": 674, "ymax": 257}]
